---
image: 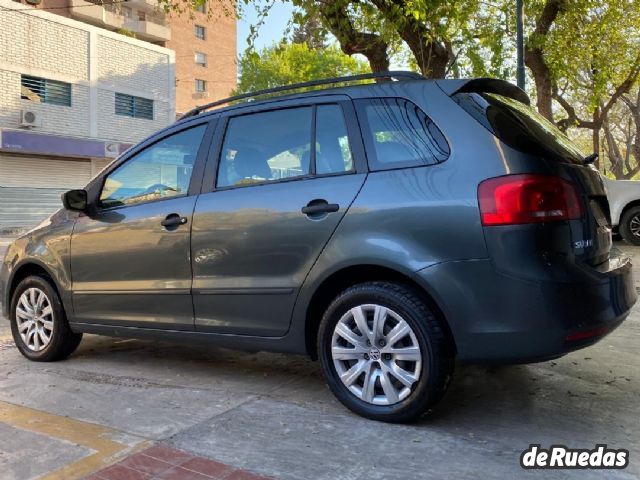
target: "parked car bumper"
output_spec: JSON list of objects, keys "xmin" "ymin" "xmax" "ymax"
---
[{"xmin": 416, "ymin": 248, "xmax": 636, "ymax": 363}]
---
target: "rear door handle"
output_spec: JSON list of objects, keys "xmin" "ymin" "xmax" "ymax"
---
[
  {"xmin": 161, "ymin": 213, "xmax": 188, "ymax": 229},
  {"xmin": 301, "ymin": 201, "xmax": 340, "ymax": 216}
]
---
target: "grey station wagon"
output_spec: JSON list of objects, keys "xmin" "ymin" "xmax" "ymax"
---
[{"xmin": 1, "ymin": 72, "xmax": 636, "ymax": 422}]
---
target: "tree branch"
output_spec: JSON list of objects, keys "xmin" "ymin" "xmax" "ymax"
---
[
  {"xmin": 368, "ymin": 0, "xmax": 449, "ymax": 77},
  {"xmin": 317, "ymin": 0, "xmax": 390, "ymax": 72},
  {"xmin": 553, "ymin": 90, "xmax": 595, "ymax": 131},
  {"xmin": 524, "ymin": 0, "xmax": 568, "ymax": 120}
]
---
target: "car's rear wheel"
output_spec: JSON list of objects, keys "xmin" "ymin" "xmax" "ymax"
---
[
  {"xmin": 318, "ymin": 282, "xmax": 454, "ymax": 423},
  {"xmin": 10, "ymin": 275, "xmax": 82, "ymax": 362},
  {"xmin": 619, "ymin": 206, "xmax": 640, "ymax": 246}
]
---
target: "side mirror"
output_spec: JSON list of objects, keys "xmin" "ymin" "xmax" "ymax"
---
[{"xmin": 62, "ymin": 189, "xmax": 88, "ymax": 212}]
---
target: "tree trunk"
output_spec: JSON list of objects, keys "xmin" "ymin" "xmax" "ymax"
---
[
  {"xmin": 368, "ymin": 0, "xmax": 450, "ymax": 78},
  {"xmin": 603, "ymin": 117, "xmax": 623, "ymax": 178},
  {"xmin": 525, "ymin": 48, "xmax": 554, "ymax": 120},
  {"xmin": 318, "ymin": 3, "xmax": 390, "ymax": 74},
  {"xmin": 397, "ymin": 23, "xmax": 449, "ymax": 78},
  {"xmin": 524, "ymin": 0, "xmax": 567, "ymax": 121},
  {"xmin": 592, "ymin": 107, "xmax": 600, "ymax": 170}
]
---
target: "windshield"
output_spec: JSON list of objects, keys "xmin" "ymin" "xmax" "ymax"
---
[{"xmin": 453, "ymin": 92, "xmax": 585, "ymax": 164}]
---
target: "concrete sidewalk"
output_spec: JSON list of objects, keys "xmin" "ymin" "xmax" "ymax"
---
[{"xmin": 0, "ymin": 244, "xmax": 638, "ymax": 479}]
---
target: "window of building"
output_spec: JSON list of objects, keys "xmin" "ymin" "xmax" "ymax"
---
[
  {"xmin": 138, "ymin": 11, "xmax": 146, "ymax": 21},
  {"xmin": 355, "ymin": 98, "xmax": 450, "ymax": 171},
  {"xmin": 195, "ymin": 52, "xmax": 207, "ymax": 67},
  {"xmin": 195, "ymin": 1, "xmax": 206, "ymax": 13},
  {"xmin": 100, "ymin": 125, "xmax": 207, "ymax": 208},
  {"xmin": 121, "ymin": 6, "xmax": 132, "ymax": 18},
  {"xmin": 195, "ymin": 25, "xmax": 206, "ymax": 40},
  {"xmin": 115, "ymin": 93, "xmax": 154, "ymax": 120},
  {"xmin": 195, "ymin": 79, "xmax": 207, "ymax": 93},
  {"xmin": 21, "ymin": 75, "xmax": 71, "ymax": 107},
  {"xmin": 217, "ymin": 107, "xmax": 313, "ymax": 188}
]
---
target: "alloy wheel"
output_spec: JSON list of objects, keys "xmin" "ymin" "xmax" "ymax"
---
[
  {"xmin": 630, "ymin": 215, "xmax": 640, "ymax": 238},
  {"xmin": 331, "ymin": 304, "xmax": 423, "ymax": 406},
  {"xmin": 15, "ymin": 288, "xmax": 54, "ymax": 352}
]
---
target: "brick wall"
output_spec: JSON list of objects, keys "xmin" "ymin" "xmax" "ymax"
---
[
  {"xmin": 6, "ymin": 76, "xmax": 92, "ymax": 138},
  {"xmin": 0, "ymin": 7, "xmax": 89, "ymax": 80},
  {"xmin": 97, "ymin": 36, "xmax": 171, "ymax": 98},
  {"xmin": 0, "ymin": 0, "xmax": 175, "ymax": 144},
  {"xmin": 166, "ymin": 5, "xmax": 237, "ymax": 115},
  {"xmin": 97, "ymin": 89, "xmax": 171, "ymax": 143},
  {"xmin": 8, "ymin": 0, "xmax": 237, "ymax": 117}
]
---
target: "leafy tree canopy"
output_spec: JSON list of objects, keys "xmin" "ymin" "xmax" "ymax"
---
[
  {"xmin": 235, "ymin": 42, "xmax": 369, "ymax": 94},
  {"xmin": 165, "ymin": 0, "xmax": 640, "ymax": 177}
]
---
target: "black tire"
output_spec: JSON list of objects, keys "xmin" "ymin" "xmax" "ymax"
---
[
  {"xmin": 620, "ymin": 207, "xmax": 640, "ymax": 246},
  {"xmin": 9, "ymin": 275, "xmax": 82, "ymax": 362},
  {"xmin": 318, "ymin": 282, "xmax": 454, "ymax": 423}
]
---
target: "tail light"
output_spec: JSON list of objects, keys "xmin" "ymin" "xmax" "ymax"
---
[
  {"xmin": 478, "ymin": 174, "xmax": 583, "ymax": 226},
  {"xmin": 565, "ymin": 326, "xmax": 609, "ymax": 343}
]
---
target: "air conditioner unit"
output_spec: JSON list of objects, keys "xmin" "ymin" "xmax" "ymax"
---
[{"xmin": 20, "ymin": 110, "xmax": 42, "ymax": 128}]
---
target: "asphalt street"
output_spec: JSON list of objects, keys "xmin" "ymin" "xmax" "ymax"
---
[{"xmin": 0, "ymin": 236, "xmax": 638, "ymax": 480}]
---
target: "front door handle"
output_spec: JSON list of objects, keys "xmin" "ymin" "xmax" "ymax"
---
[
  {"xmin": 161, "ymin": 213, "xmax": 188, "ymax": 229},
  {"xmin": 301, "ymin": 200, "xmax": 340, "ymax": 216}
]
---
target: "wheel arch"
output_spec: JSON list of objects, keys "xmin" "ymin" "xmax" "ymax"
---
[
  {"xmin": 6, "ymin": 261, "xmax": 62, "ymax": 313},
  {"xmin": 619, "ymin": 200, "xmax": 640, "ymax": 225},
  {"xmin": 303, "ymin": 264, "xmax": 456, "ymax": 359}
]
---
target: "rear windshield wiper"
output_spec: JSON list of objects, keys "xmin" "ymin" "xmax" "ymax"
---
[{"xmin": 583, "ymin": 152, "xmax": 598, "ymax": 165}]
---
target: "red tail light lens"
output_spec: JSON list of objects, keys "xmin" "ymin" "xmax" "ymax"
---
[
  {"xmin": 565, "ymin": 326, "xmax": 609, "ymax": 343},
  {"xmin": 478, "ymin": 174, "xmax": 583, "ymax": 226}
]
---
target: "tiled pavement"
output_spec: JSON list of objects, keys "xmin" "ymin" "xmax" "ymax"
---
[{"xmin": 85, "ymin": 445, "xmax": 271, "ymax": 480}]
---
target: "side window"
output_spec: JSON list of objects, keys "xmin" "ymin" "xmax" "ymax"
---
[
  {"xmin": 315, "ymin": 104, "xmax": 353, "ymax": 175},
  {"xmin": 217, "ymin": 107, "xmax": 312, "ymax": 188},
  {"xmin": 100, "ymin": 124, "xmax": 207, "ymax": 208},
  {"xmin": 356, "ymin": 98, "xmax": 450, "ymax": 170}
]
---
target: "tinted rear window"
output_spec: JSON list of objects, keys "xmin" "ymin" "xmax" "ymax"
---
[
  {"xmin": 453, "ymin": 92, "xmax": 585, "ymax": 164},
  {"xmin": 355, "ymin": 98, "xmax": 450, "ymax": 171}
]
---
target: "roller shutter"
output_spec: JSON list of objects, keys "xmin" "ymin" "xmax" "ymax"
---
[
  {"xmin": 0, "ymin": 155, "xmax": 91, "ymax": 188},
  {"xmin": 0, "ymin": 155, "xmax": 93, "ymax": 230}
]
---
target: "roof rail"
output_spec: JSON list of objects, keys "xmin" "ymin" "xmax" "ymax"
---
[{"xmin": 180, "ymin": 70, "xmax": 425, "ymax": 120}]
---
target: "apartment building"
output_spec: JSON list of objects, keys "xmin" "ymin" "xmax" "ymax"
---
[
  {"xmin": 21, "ymin": 0, "xmax": 237, "ymax": 115},
  {"xmin": 0, "ymin": 0, "xmax": 176, "ymax": 229}
]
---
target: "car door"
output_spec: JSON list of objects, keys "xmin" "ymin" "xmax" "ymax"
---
[
  {"xmin": 70, "ymin": 120, "xmax": 215, "ymax": 329},
  {"xmin": 191, "ymin": 98, "xmax": 367, "ymax": 336}
]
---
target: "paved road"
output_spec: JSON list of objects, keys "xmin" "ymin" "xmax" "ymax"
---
[{"xmin": 0, "ymin": 239, "xmax": 638, "ymax": 479}]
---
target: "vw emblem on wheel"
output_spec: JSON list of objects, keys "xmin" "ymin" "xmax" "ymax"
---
[{"xmin": 368, "ymin": 347, "xmax": 381, "ymax": 361}]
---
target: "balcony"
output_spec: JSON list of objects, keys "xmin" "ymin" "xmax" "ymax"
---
[
  {"xmin": 124, "ymin": 0, "xmax": 163, "ymax": 12},
  {"xmin": 69, "ymin": 0, "xmax": 171, "ymax": 42},
  {"xmin": 69, "ymin": 0, "xmax": 105, "ymax": 24},
  {"xmin": 123, "ymin": 19, "xmax": 171, "ymax": 42}
]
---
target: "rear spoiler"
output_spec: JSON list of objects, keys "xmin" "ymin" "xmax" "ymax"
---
[{"xmin": 436, "ymin": 78, "xmax": 530, "ymax": 106}]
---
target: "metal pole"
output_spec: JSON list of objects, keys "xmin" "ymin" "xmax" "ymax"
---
[{"xmin": 516, "ymin": 0, "xmax": 525, "ymax": 89}]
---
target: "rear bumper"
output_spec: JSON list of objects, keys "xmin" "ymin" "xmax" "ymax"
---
[{"xmin": 416, "ymin": 248, "xmax": 636, "ymax": 363}]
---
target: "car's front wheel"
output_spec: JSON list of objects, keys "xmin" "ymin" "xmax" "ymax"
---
[
  {"xmin": 9, "ymin": 275, "xmax": 82, "ymax": 362},
  {"xmin": 318, "ymin": 282, "xmax": 454, "ymax": 423},
  {"xmin": 620, "ymin": 206, "xmax": 640, "ymax": 246}
]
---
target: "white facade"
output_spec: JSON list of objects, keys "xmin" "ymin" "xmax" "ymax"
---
[
  {"xmin": 0, "ymin": 0, "xmax": 175, "ymax": 142},
  {"xmin": 0, "ymin": 0, "xmax": 176, "ymax": 229}
]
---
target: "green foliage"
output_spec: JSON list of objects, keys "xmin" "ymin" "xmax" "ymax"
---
[
  {"xmin": 535, "ymin": 0, "xmax": 640, "ymax": 111},
  {"xmin": 167, "ymin": 0, "xmax": 640, "ymax": 175},
  {"xmin": 114, "ymin": 28, "xmax": 136, "ymax": 39},
  {"xmin": 291, "ymin": 9, "xmax": 328, "ymax": 49},
  {"xmin": 234, "ymin": 42, "xmax": 369, "ymax": 94}
]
